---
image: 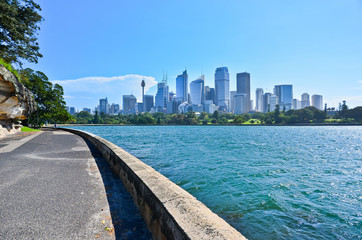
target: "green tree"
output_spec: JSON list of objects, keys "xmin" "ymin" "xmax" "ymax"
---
[
  {"xmin": 21, "ymin": 68, "xmax": 72, "ymax": 127},
  {"xmin": 0, "ymin": 0, "xmax": 43, "ymax": 66},
  {"xmin": 212, "ymin": 110, "xmax": 219, "ymax": 121}
]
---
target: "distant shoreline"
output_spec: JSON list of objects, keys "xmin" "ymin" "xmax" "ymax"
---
[{"xmin": 56, "ymin": 123, "xmax": 362, "ymax": 127}]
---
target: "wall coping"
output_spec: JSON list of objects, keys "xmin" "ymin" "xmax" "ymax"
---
[{"xmin": 58, "ymin": 127, "xmax": 247, "ymax": 240}]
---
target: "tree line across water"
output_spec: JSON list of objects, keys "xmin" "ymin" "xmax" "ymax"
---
[{"xmin": 72, "ymin": 105, "xmax": 362, "ymax": 125}]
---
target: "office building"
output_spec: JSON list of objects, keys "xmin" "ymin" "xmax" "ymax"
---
[
  {"xmin": 155, "ymin": 82, "xmax": 169, "ymax": 110},
  {"xmin": 274, "ymin": 85, "xmax": 293, "ymax": 111},
  {"xmin": 301, "ymin": 93, "xmax": 310, "ymax": 108},
  {"xmin": 293, "ymin": 99, "xmax": 301, "ymax": 110},
  {"xmin": 270, "ymin": 94, "xmax": 278, "ymax": 112},
  {"xmin": 82, "ymin": 108, "xmax": 91, "ymax": 114},
  {"xmin": 237, "ymin": 72, "xmax": 251, "ymax": 112},
  {"xmin": 176, "ymin": 70, "xmax": 188, "ymax": 103},
  {"xmin": 99, "ymin": 97, "xmax": 109, "ymax": 114},
  {"xmin": 263, "ymin": 93, "xmax": 272, "ymax": 113},
  {"xmin": 230, "ymin": 91, "xmax": 237, "ymax": 113},
  {"xmin": 234, "ymin": 93, "xmax": 248, "ymax": 114},
  {"xmin": 144, "ymin": 95, "xmax": 154, "ymax": 112},
  {"xmin": 255, "ymin": 88, "xmax": 264, "ymax": 112},
  {"xmin": 312, "ymin": 94, "xmax": 323, "ymax": 110},
  {"xmin": 69, "ymin": 107, "xmax": 75, "ymax": 115},
  {"xmin": 123, "ymin": 94, "xmax": 137, "ymax": 114},
  {"xmin": 205, "ymin": 86, "xmax": 216, "ymax": 104},
  {"xmin": 204, "ymin": 100, "xmax": 218, "ymax": 114},
  {"xmin": 214, "ymin": 67, "xmax": 230, "ymax": 111},
  {"xmin": 189, "ymin": 75, "xmax": 205, "ymax": 105}
]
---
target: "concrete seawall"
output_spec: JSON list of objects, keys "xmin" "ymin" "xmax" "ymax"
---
[{"xmin": 58, "ymin": 127, "xmax": 247, "ymax": 240}]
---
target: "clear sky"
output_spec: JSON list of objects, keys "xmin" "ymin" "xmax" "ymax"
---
[{"xmin": 24, "ymin": 0, "xmax": 362, "ymax": 110}]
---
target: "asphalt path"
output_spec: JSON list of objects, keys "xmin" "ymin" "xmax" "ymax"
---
[{"xmin": 0, "ymin": 129, "xmax": 151, "ymax": 240}]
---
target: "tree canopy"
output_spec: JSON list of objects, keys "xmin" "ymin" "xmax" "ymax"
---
[
  {"xmin": 21, "ymin": 68, "xmax": 72, "ymax": 127},
  {"xmin": 0, "ymin": 0, "xmax": 43, "ymax": 66}
]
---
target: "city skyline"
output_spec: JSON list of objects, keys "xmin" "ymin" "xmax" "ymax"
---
[
  {"xmin": 81, "ymin": 66, "xmax": 330, "ymax": 116},
  {"xmin": 25, "ymin": 0, "xmax": 362, "ymax": 109}
]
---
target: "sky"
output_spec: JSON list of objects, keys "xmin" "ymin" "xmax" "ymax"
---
[{"xmin": 24, "ymin": 0, "xmax": 362, "ymax": 110}]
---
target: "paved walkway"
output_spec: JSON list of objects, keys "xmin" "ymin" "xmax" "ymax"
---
[{"xmin": 0, "ymin": 129, "xmax": 151, "ymax": 240}]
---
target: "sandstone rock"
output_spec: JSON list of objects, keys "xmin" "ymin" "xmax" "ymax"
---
[{"xmin": 0, "ymin": 65, "xmax": 36, "ymax": 138}]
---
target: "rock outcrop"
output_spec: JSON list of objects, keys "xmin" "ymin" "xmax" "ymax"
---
[{"xmin": 0, "ymin": 65, "xmax": 36, "ymax": 138}]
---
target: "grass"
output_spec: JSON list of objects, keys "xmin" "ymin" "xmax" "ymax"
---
[
  {"xmin": 0, "ymin": 58, "xmax": 21, "ymax": 81},
  {"xmin": 21, "ymin": 126, "xmax": 40, "ymax": 132}
]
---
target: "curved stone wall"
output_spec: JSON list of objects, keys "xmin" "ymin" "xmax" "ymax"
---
[{"xmin": 59, "ymin": 127, "xmax": 247, "ymax": 240}]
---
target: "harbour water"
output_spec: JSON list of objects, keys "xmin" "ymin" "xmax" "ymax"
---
[{"xmin": 67, "ymin": 125, "xmax": 361, "ymax": 240}]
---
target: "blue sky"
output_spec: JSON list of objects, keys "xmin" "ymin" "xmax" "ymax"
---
[{"xmin": 25, "ymin": 0, "xmax": 362, "ymax": 110}]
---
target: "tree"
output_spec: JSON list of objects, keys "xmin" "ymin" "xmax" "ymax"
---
[
  {"xmin": 21, "ymin": 68, "xmax": 72, "ymax": 127},
  {"xmin": 0, "ymin": 0, "xmax": 43, "ymax": 66},
  {"xmin": 212, "ymin": 110, "xmax": 219, "ymax": 121}
]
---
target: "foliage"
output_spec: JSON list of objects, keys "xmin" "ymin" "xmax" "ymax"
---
[
  {"xmin": 21, "ymin": 68, "xmax": 72, "ymax": 127},
  {"xmin": 0, "ymin": 0, "xmax": 43, "ymax": 66},
  {"xmin": 0, "ymin": 58, "xmax": 21, "ymax": 80},
  {"xmin": 69, "ymin": 105, "xmax": 362, "ymax": 125}
]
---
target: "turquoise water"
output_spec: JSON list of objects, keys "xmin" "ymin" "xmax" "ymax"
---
[{"xmin": 68, "ymin": 126, "xmax": 361, "ymax": 240}]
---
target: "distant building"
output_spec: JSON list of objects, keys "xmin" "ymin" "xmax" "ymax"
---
[
  {"xmin": 99, "ymin": 97, "xmax": 109, "ymax": 114},
  {"xmin": 69, "ymin": 107, "xmax": 75, "ymax": 115},
  {"xmin": 301, "ymin": 93, "xmax": 310, "ymax": 108},
  {"xmin": 176, "ymin": 70, "xmax": 188, "ymax": 103},
  {"xmin": 274, "ymin": 85, "xmax": 293, "ymax": 111},
  {"xmin": 144, "ymin": 95, "xmax": 154, "ymax": 112},
  {"xmin": 136, "ymin": 102, "xmax": 144, "ymax": 113},
  {"xmin": 312, "ymin": 94, "xmax": 323, "ymax": 110},
  {"xmin": 234, "ymin": 93, "xmax": 248, "ymax": 114},
  {"xmin": 237, "ymin": 72, "xmax": 251, "ymax": 112},
  {"xmin": 269, "ymin": 94, "xmax": 278, "ymax": 112},
  {"xmin": 123, "ymin": 95, "xmax": 137, "ymax": 114},
  {"xmin": 204, "ymin": 100, "xmax": 218, "ymax": 114},
  {"xmin": 113, "ymin": 104, "xmax": 120, "ymax": 114},
  {"xmin": 83, "ymin": 108, "xmax": 91, "ymax": 114},
  {"xmin": 230, "ymin": 91, "xmax": 237, "ymax": 113},
  {"xmin": 155, "ymin": 82, "xmax": 169, "ymax": 110},
  {"xmin": 255, "ymin": 88, "xmax": 264, "ymax": 112},
  {"xmin": 169, "ymin": 91, "xmax": 175, "ymax": 102},
  {"xmin": 205, "ymin": 86, "xmax": 216, "ymax": 104},
  {"xmin": 214, "ymin": 67, "xmax": 230, "ymax": 111},
  {"xmin": 166, "ymin": 99, "xmax": 178, "ymax": 114},
  {"xmin": 263, "ymin": 93, "xmax": 272, "ymax": 113},
  {"xmin": 189, "ymin": 75, "xmax": 205, "ymax": 105},
  {"xmin": 293, "ymin": 99, "xmax": 301, "ymax": 110}
]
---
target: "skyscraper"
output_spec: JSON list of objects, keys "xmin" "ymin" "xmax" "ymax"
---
[
  {"xmin": 123, "ymin": 95, "xmax": 137, "ymax": 114},
  {"xmin": 141, "ymin": 79, "xmax": 145, "ymax": 112},
  {"xmin": 274, "ymin": 85, "xmax": 293, "ymax": 111},
  {"xmin": 312, "ymin": 94, "xmax": 323, "ymax": 110},
  {"xmin": 144, "ymin": 95, "xmax": 154, "ymax": 112},
  {"xmin": 205, "ymin": 86, "xmax": 216, "ymax": 104},
  {"xmin": 189, "ymin": 75, "xmax": 205, "ymax": 105},
  {"xmin": 176, "ymin": 70, "xmax": 188, "ymax": 103},
  {"xmin": 230, "ymin": 91, "xmax": 237, "ymax": 113},
  {"xmin": 263, "ymin": 93, "xmax": 272, "ymax": 113},
  {"xmin": 237, "ymin": 72, "xmax": 251, "ymax": 112},
  {"xmin": 99, "ymin": 97, "xmax": 109, "ymax": 114},
  {"xmin": 255, "ymin": 88, "xmax": 264, "ymax": 112},
  {"xmin": 234, "ymin": 93, "xmax": 248, "ymax": 114},
  {"xmin": 155, "ymin": 82, "xmax": 169, "ymax": 109},
  {"xmin": 214, "ymin": 67, "xmax": 230, "ymax": 111},
  {"xmin": 301, "ymin": 93, "xmax": 310, "ymax": 108}
]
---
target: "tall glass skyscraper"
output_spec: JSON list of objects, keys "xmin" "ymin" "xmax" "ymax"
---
[
  {"xmin": 255, "ymin": 88, "xmax": 264, "ymax": 112},
  {"xmin": 155, "ymin": 82, "xmax": 169, "ymax": 109},
  {"xmin": 237, "ymin": 72, "xmax": 251, "ymax": 112},
  {"xmin": 176, "ymin": 70, "xmax": 188, "ymax": 103},
  {"xmin": 189, "ymin": 75, "xmax": 205, "ymax": 105},
  {"xmin": 312, "ymin": 94, "xmax": 323, "ymax": 110},
  {"xmin": 301, "ymin": 93, "xmax": 310, "ymax": 108},
  {"xmin": 99, "ymin": 97, "xmax": 109, "ymax": 114},
  {"xmin": 274, "ymin": 84, "xmax": 293, "ymax": 111},
  {"xmin": 214, "ymin": 67, "xmax": 230, "ymax": 111}
]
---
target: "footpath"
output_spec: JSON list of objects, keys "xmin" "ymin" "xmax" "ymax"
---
[{"xmin": 0, "ymin": 129, "xmax": 151, "ymax": 240}]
